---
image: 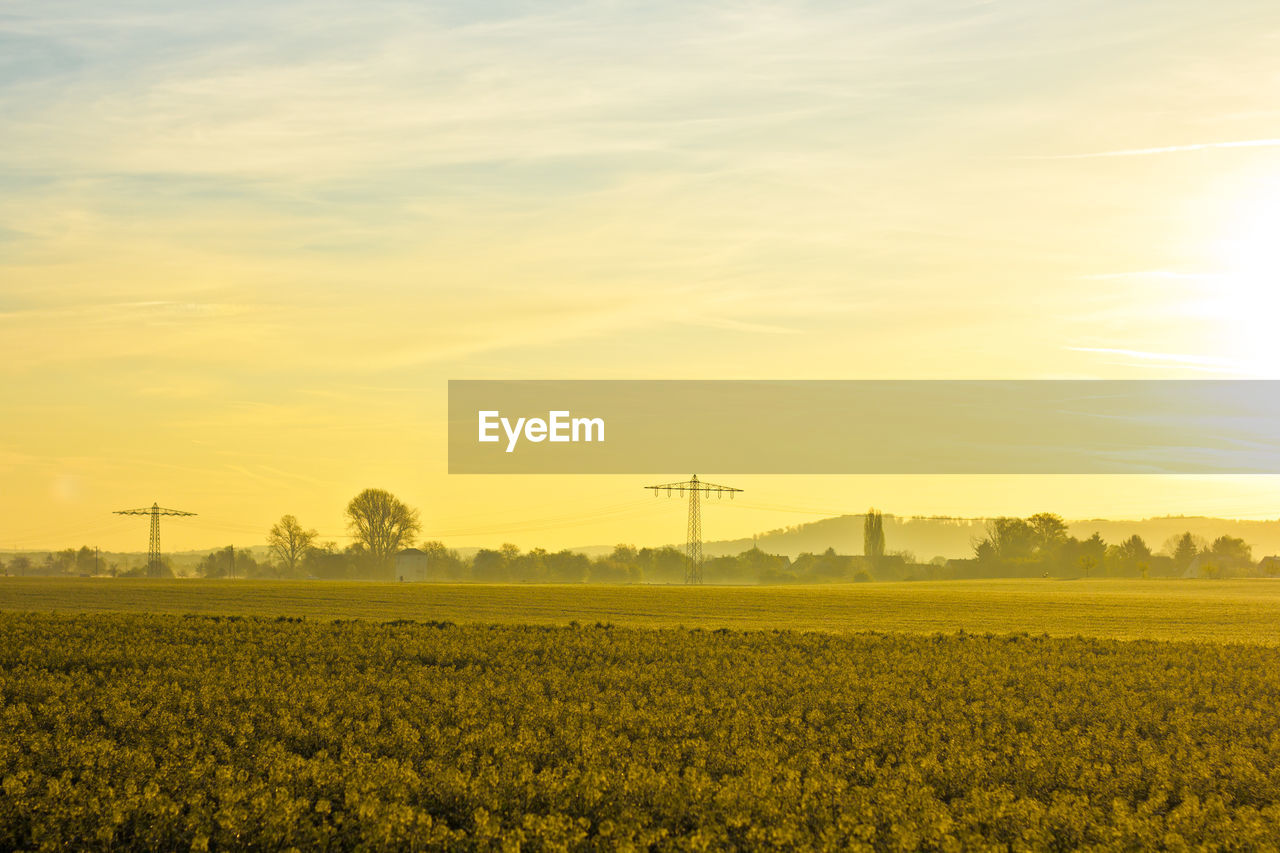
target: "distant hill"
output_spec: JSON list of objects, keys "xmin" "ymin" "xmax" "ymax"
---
[
  {"xmin": 699, "ymin": 514, "xmax": 1280, "ymax": 561},
  {"xmin": 703, "ymin": 515, "xmax": 983, "ymax": 560}
]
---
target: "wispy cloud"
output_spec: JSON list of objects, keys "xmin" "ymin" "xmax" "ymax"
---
[
  {"xmin": 1067, "ymin": 346, "xmax": 1237, "ymax": 371},
  {"xmin": 676, "ymin": 316, "xmax": 801, "ymax": 335},
  {"xmin": 1027, "ymin": 138, "xmax": 1280, "ymax": 160},
  {"xmin": 1077, "ymin": 271, "xmax": 1218, "ymax": 282}
]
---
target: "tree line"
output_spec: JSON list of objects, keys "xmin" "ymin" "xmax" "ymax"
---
[
  {"xmin": 228, "ymin": 503, "xmax": 1280, "ymax": 583},
  {"xmin": 4, "ymin": 497, "xmax": 1277, "ymax": 582},
  {"xmin": 964, "ymin": 513, "xmax": 1263, "ymax": 579}
]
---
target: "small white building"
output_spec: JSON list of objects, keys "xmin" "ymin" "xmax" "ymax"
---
[{"xmin": 395, "ymin": 548, "xmax": 429, "ymax": 582}]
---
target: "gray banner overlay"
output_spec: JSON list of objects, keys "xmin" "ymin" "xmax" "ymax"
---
[{"xmin": 448, "ymin": 380, "xmax": 1280, "ymax": 474}]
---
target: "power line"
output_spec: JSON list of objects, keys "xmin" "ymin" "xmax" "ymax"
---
[
  {"xmin": 434, "ymin": 501, "xmax": 664, "ymax": 539},
  {"xmin": 725, "ymin": 501, "xmax": 998, "ymax": 522},
  {"xmin": 3, "ymin": 517, "xmax": 136, "ymax": 546}
]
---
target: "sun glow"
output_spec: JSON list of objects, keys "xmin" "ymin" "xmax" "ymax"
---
[{"xmin": 1210, "ymin": 181, "xmax": 1280, "ymax": 374}]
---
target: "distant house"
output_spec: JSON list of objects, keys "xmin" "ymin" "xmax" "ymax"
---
[
  {"xmin": 1184, "ymin": 553, "xmax": 1220, "ymax": 579},
  {"xmin": 1185, "ymin": 552, "xmax": 1260, "ymax": 579},
  {"xmin": 1259, "ymin": 556, "xmax": 1280, "ymax": 577},
  {"xmin": 396, "ymin": 548, "xmax": 429, "ymax": 582}
]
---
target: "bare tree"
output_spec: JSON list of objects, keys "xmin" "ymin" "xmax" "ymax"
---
[
  {"xmin": 346, "ymin": 489, "xmax": 421, "ymax": 567},
  {"xmin": 268, "ymin": 514, "xmax": 318, "ymax": 575}
]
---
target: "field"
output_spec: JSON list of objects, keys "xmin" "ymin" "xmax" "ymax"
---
[
  {"xmin": 3, "ymin": 577, "xmax": 1280, "ymax": 643},
  {"xmin": 5, "ymin": 579, "xmax": 1280, "ymax": 850},
  {"xmin": 5, "ymin": 612, "xmax": 1280, "ymax": 850}
]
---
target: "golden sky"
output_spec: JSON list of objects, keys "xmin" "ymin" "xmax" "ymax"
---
[{"xmin": 2, "ymin": 1, "xmax": 1280, "ymax": 553}]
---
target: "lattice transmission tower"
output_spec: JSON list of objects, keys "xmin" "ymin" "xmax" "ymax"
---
[
  {"xmin": 645, "ymin": 475, "xmax": 742, "ymax": 584},
  {"xmin": 114, "ymin": 503, "xmax": 197, "ymax": 577}
]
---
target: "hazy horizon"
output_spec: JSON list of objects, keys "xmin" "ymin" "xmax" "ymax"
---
[{"xmin": 8, "ymin": 506, "xmax": 1280, "ymax": 561}]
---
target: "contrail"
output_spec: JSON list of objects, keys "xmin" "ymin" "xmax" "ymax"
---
[{"xmin": 1028, "ymin": 138, "xmax": 1280, "ymax": 159}]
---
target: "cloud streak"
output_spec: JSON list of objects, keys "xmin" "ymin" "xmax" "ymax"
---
[
  {"xmin": 1028, "ymin": 138, "xmax": 1280, "ymax": 160},
  {"xmin": 1077, "ymin": 271, "xmax": 1217, "ymax": 282},
  {"xmin": 1067, "ymin": 347, "xmax": 1237, "ymax": 371}
]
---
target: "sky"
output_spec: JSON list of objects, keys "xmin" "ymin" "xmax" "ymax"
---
[{"xmin": 2, "ymin": 0, "xmax": 1280, "ymax": 554}]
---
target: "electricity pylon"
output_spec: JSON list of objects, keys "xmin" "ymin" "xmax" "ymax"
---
[
  {"xmin": 645, "ymin": 475, "xmax": 742, "ymax": 584},
  {"xmin": 114, "ymin": 503, "xmax": 197, "ymax": 577}
]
